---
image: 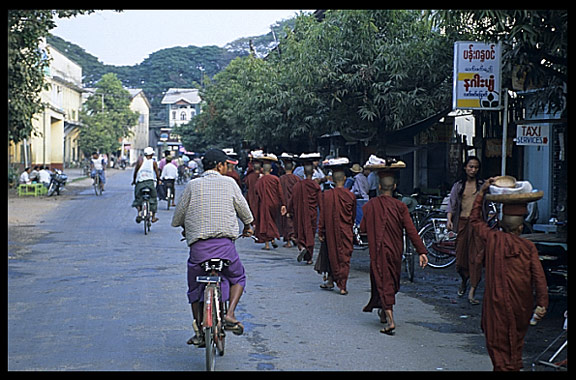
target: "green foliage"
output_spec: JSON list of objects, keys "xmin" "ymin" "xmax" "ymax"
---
[
  {"xmin": 190, "ymin": 10, "xmax": 453, "ymax": 153},
  {"xmin": 8, "ymin": 10, "xmax": 93, "ymax": 144},
  {"xmin": 79, "ymin": 73, "xmax": 139, "ymax": 155}
]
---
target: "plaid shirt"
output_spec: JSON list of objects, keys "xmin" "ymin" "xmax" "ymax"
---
[{"xmin": 171, "ymin": 170, "xmax": 253, "ymax": 245}]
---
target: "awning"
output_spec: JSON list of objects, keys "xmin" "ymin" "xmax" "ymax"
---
[{"xmin": 386, "ymin": 106, "xmax": 452, "ymax": 140}]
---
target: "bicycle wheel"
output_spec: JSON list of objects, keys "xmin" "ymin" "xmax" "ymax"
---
[
  {"xmin": 142, "ymin": 201, "xmax": 149, "ymax": 235},
  {"xmin": 204, "ymin": 287, "xmax": 217, "ymax": 371},
  {"xmin": 419, "ymin": 223, "xmax": 456, "ymax": 268},
  {"xmin": 404, "ymin": 243, "xmax": 415, "ymax": 282},
  {"xmin": 214, "ymin": 288, "xmax": 226, "ymax": 357},
  {"xmin": 94, "ymin": 175, "xmax": 101, "ymax": 196},
  {"xmin": 166, "ymin": 187, "xmax": 171, "ymax": 210}
]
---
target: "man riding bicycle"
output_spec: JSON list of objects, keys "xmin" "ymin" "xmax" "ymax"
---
[
  {"xmin": 132, "ymin": 147, "xmax": 160, "ymax": 223},
  {"xmin": 90, "ymin": 152, "xmax": 106, "ymax": 192},
  {"xmin": 171, "ymin": 148, "xmax": 254, "ymax": 346}
]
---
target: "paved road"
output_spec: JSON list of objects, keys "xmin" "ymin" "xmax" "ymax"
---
[{"xmin": 8, "ymin": 169, "xmax": 494, "ymax": 371}]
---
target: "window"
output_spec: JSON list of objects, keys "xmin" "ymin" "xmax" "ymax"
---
[{"xmin": 180, "ymin": 111, "xmax": 187, "ymax": 121}]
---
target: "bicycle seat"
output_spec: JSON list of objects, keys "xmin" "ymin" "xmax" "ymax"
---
[{"xmin": 200, "ymin": 258, "xmax": 231, "ymax": 272}]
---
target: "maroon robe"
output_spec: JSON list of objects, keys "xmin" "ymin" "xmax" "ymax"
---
[
  {"xmin": 288, "ymin": 178, "xmax": 321, "ymax": 261},
  {"xmin": 470, "ymin": 193, "xmax": 548, "ymax": 371},
  {"xmin": 318, "ymin": 187, "xmax": 356, "ymax": 290},
  {"xmin": 360, "ymin": 195, "xmax": 427, "ymax": 312},
  {"xmin": 254, "ymin": 174, "xmax": 285, "ymax": 242},
  {"xmin": 279, "ymin": 173, "xmax": 300, "ymax": 242},
  {"xmin": 244, "ymin": 170, "xmax": 260, "ymax": 225},
  {"xmin": 224, "ymin": 169, "xmax": 242, "ymax": 189}
]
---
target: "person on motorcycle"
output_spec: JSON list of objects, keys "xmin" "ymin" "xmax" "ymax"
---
[
  {"xmin": 90, "ymin": 152, "xmax": 106, "ymax": 192},
  {"xmin": 171, "ymin": 148, "xmax": 254, "ymax": 346},
  {"xmin": 131, "ymin": 147, "xmax": 160, "ymax": 223}
]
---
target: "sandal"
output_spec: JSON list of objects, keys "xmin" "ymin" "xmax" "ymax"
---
[
  {"xmin": 380, "ymin": 325, "xmax": 396, "ymax": 336},
  {"xmin": 468, "ymin": 298, "xmax": 480, "ymax": 305},
  {"xmin": 320, "ymin": 283, "xmax": 334, "ymax": 290},
  {"xmin": 224, "ymin": 320, "xmax": 244, "ymax": 336},
  {"xmin": 297, "ymin": 247, "xmax": 307, "ymax": 262},
  {"xmin": 187, "ymin": 334, "xmax": 205, "ymax": 347}
]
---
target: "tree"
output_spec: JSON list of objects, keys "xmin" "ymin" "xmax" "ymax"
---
[
  {"xmin": 8, "ymin": 10, "xmax": 94, "ymax": 144},
  {"xmin": 184, "ymin": 10, "xmax": 453, "ymax": 153},
  {"xmin": 79, "ymin": 73, "xmax": 139, "ymax": 155}
]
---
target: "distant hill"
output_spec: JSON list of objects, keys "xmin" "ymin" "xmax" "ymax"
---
[{"xmin": 46, "ymin": 16, "xmax": 295, "ymax": 124}]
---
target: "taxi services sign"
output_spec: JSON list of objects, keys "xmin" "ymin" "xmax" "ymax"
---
[{"xmin": 453, "ymin": 42, "xmax": 502, "ymax": 110}]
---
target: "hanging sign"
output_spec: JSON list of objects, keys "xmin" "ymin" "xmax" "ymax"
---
[
  {"xmin": 453, "ymin": 42, "xmax": 502, "ymax": 110},
  {"xmin": 516, "ymin": 124, "xmax": 549, "ymax": 146}
]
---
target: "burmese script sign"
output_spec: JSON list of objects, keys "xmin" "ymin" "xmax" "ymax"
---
[{"xmin": 453, "ymin": 41, "xmax": 502, "ymax": 110}]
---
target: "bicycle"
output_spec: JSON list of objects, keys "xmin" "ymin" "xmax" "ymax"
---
[
  {"xmin": 140, "ymin": 187, "xmax": 152, "ymax": 235},
  {"xmin": 418, "ymin": 201, "xmax": 499, "ymax": 268},
  {"xmin": 196, "ymin": 258, "xmax": 230, "ymax": 371},
  {"xmin": 163, "ymin": 179, "xmax": 175, "ymax": 210},
  {"xmin": 92, "ymin": 170, "xmax": 103, "ymax": 196}
]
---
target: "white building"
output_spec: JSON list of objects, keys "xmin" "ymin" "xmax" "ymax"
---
[{"xmin": 161, "ymin": 88, "xmax": 201, "ymax": 127}]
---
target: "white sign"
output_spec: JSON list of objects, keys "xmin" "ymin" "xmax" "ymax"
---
[
  {"xmin": 453, "ymin": 42, "xmax": 502, "ymax": 110},
  {"xmin": 516, "ymin": 124, "xmax": 549, "ymax": 146}
]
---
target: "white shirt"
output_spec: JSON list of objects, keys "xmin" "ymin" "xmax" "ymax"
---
[
  {"xmin": 91, "ymin": 157, "xmax": 104, "ymax": 171},
  {"xmin": 19, "ymin": 171, "xmax": 30, "ymax": 184},
  {"xmin": 136, "ymin": 157, "xmax": 156, "ymax": 182},
  {"xmin": 161, "ymin": 162, "xmax": 178, "ymax": 179},
  {"xmin": 38, "ymin": 169, "xmax": 51, "ymax": 184}
]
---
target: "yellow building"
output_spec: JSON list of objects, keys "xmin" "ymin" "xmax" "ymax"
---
[{"xmin": 9, "ymin": 39, "xmax": 84, "ymax": 170}]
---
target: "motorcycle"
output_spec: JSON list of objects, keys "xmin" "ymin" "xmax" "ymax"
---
[{"xmin": 47, "ymin": 169, "xmax": 68, "ymax": 196}]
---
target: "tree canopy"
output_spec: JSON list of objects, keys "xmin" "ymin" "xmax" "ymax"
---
[
  {"xmin": 183, "ymin": 10, "xmax": 453, "ymax": 154},
  {"xmin": 79, "ymin": 73, "xmax": 139, "ymax": 155}
]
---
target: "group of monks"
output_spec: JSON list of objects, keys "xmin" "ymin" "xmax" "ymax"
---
[{"xmin": 222, "ymin": 150, "xmax": 550, "ymax": 372}]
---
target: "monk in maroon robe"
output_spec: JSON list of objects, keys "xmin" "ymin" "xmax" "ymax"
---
[
  {"xmin": 318, "ymin": 170, "xmax": 356, "ymax": 294},
  {"xmin": 279, "ymin": 161, "xmax": 300, "ymax": 247},
  {"xmin": 471, "ymin": 179, "xmax": 548, "ymax": 371},
  {"xmin": 361, "ymin": 173, "xmax": 428, "ymax": 335},
  {"xmin": 254, "ymin": 162, "xmax": 287, "ymax": 250},
  {"xmin": 288, "ymin": 164, "xmax": 321, "ymax": 264},
  {"xmin": 244, "ymin": 161, "xmax": 261, "ymax": 225}
]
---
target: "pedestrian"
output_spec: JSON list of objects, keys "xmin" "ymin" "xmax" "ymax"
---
[
  {"xmin": 350, "ymin": 164, "xmax": 369, "ymax": 199},
  {"xmin": 131, "ymin": 147, "xmax": 160, "ymax": 223},
  {"xmin": 223, "ymin": 149, "xmax": 242, "ymax": 189},
  {"xmin": 472, "ymin": 177, "xmax": 548, "ymax": 371},
  {"xmin": 171, "ymin": 148, "xmax": 254, "ymax": 346},
  {"xmin": 446, "ymin": 156, "xmax": 487, "ymax": 305},
  {"xmin": 19, "ymin": 167, "xmax": 31, "ymax": 184},
  {"xmin": 360, "ymin": 158, "xmax": 428, "ymax": 335},
  {"xmin": 254, "ymin": 154, "xmax": 287, "ymax": 250},
  {"xmin": 317, "ymin": 158, "xmax": 356, "ymax": 295},
  {"xmin": 29, "ymin": 165, "xmax": 40, "ymax": 183},
  {"xmin": 244, "ymin": 151, "xmax": 262, "ymax": 224},
  {"xmin": 367, "ymin": 170, "xmax": 379, "ymax": 198},
  {"xmin": 278, "ymin": 153, "xmax": 300, "ymax": 248},
  {"xmin": 288, "ymin": 155, "xmax": 322, "ymax": 265}
]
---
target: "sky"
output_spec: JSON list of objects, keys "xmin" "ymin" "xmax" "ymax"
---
[{"xmin": 52, "ymin": 10, "xmax": 312, "ymax": 66}]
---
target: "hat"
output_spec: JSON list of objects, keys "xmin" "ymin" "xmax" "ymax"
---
[
  {"xmin": 203, "ymin": 148, "xmax": 230, "ymax": 165},
  {"xmin": 144, "ymin": 147, "xmax": 154, "ymax": 155},
  {"xmin": 350, "ymin": 163, "xmax": 363, "ymax": 173}
]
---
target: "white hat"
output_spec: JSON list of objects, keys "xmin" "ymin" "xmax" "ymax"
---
[{"xmin": 144, "ymin": 147, "xmax": 154, "ymax": 155}]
